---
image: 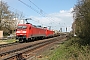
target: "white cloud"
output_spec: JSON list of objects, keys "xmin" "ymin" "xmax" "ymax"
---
[
  {"xmin": 29, "ymin": 8, "xmax": 74, "ymax": 32},
  {"xmin": 60, "ymin": 10, "xmax": 66, "ymax": 13}
]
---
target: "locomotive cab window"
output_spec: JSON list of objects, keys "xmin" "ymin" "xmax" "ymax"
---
[
  {"xmin": 17, "ymin": 26, "xmax": 27, "ymax": 29},
  {"xmin": 17, "ymin": 26, "xmax": 22, "ymax": 29},
  {"xmin": 23, "ymin": 26, "xmax": 27, "ymax": 29}
]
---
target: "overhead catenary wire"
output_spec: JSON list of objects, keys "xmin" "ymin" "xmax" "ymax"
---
[
  {"xmin": 28, "ymin": 0, "xmax": 41, "ymax": 11},
  {"xmin": 18, "ymin": 0, "xmax": 60, "ymax": 30},
  {"xmin": 28, "ymin": 0, "xmax": 56, "ymax": 25},
  {"xmin": 18, "ymin": 0, "xmax": 48, "ymax": 26},
  {"xmin": 28, "ymin": 0, "xmax": 46, "ymax": 15},
  {"xmin": 9, "ymin": 7, "xmax": 42, "ymax": 25},
  {"xmin": 18, "ymin": 0, "xmax": 45, "ymax": 17},
  {"xmin": 28, "ymin": 0, "xmax": 54, "ymax": 20},
  {"xmin": 18, "ymin": 0, "xmax": 55, "ymax": 21},
  {"xmin": 28, "ymin": 0, "xmax": 55, "ymax": 21}
]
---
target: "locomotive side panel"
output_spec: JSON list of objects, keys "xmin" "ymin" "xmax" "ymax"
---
[
  {"xmin": 31, "ymin": 26, "xmax": 46, "ymax": 38},
  {"xmin": 46, "ymin": 29, "xmax": 54, "ymax": 37},
  {"xmin": 26, "ymin": 25, "xmax": 32, "ymax": 39}
]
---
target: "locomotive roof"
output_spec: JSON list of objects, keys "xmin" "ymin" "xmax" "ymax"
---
[
  {"xmin": 18, "ymin": 23, "xmax": 48, "ymax": 29},
  {"xmin": 18, "ymin": 23, "xmax": 32, "ymax": 26}
]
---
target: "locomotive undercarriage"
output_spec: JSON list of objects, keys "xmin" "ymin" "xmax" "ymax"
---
[
  {"xmin": 16, "ymin": 35, "xmax": 45, "ymax": 42},
  {"xmin": 16, "ymin": 35, "xmax": 27, "ymax": 42}
]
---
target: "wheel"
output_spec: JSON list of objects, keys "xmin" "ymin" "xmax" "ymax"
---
[{"xmin": 19, "ymin": 39, "xmax": 23, "ymax": 43}]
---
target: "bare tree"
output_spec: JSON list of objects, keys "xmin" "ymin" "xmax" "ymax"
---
[{"xmin": 0, "ymin": 1, "xmax": 24, "ymax": 35}]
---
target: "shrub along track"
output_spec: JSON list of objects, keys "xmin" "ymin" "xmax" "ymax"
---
[{"xmin": 0, "ymin": 36, "xmax": 66, "ymax": 60}]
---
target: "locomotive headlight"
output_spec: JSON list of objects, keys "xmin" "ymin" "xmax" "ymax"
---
[
  {"xmin": 16, "ymin": 31, "xmax": 26, "ymax": 33},
  {"xmin": 16, "ymin": 31, "xmax": 20, "ymax": 33},
  {"xmin": 22, "ymin": 31, "xmax": 26, "ymax": 33}
]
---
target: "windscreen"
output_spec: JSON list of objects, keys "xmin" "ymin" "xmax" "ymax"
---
[{"xmin": 17, "ymin": 26, "xmax": 27, "ymax": 29}]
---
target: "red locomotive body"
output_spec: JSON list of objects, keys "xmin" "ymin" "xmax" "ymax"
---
[
  {"xmin": 16, "ymin": 23, "xmax": 54, "ymax": 42},
  {"xmin": 16, "ymin": 23, "xmax": 31, "ymax": 42},
  {"xmin": 46, "ymin": 29, "xmax": 54, "ymax": 37}
]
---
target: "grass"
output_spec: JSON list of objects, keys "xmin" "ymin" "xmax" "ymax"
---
[
  {"xmin": 0, "ymin": 37, "xmax": 90, "ymax": 60},
  {"xmin": 47, "ymin": 37, "xmax": 90, "ymax": 60},
  {"xmin": 0, "ymin": 39, "xmax": 18, "ymax": 44}
]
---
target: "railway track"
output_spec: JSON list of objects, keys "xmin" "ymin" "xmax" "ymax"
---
[
  {"xmin": 0, "ymin": 42, "xmax": 20, "ymax": 48},
  {"xmin": 0, "ymin": 36, "xmax": 66, "ymax": 60},
  {"xmin": 0, "ymin": 34, "xmax": 60, "ymax": 49}
]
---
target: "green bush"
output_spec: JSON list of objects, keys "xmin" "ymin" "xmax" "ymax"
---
[{"xmin": 49, "ymin": 37, "xmax": 90, "ymax": 60}]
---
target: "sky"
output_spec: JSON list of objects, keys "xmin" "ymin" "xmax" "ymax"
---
[{"xmin": 2, "ymin": 0, "xmax": 78, "ymax": 32}]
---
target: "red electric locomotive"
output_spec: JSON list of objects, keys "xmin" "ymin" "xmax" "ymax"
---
[{"xmin": 16, "ymin": 23, "xmax": 54, "ymax": 42}]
